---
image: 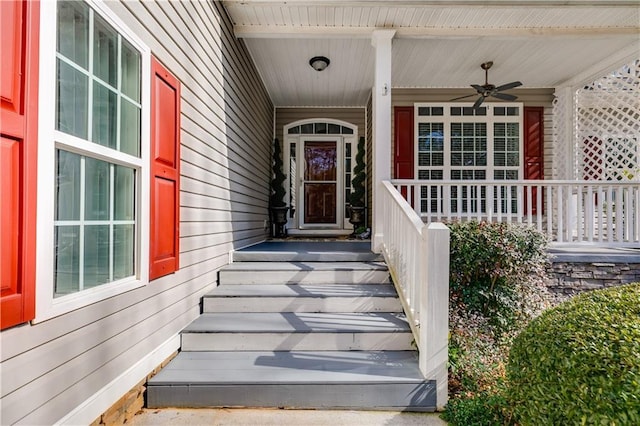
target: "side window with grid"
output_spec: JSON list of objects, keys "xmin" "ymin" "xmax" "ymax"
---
[{"xmin": 54, "ymin": 1, "xmax": 142, "ymax": 296}]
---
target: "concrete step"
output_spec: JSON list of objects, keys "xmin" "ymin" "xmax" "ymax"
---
[
  {"xmin": 233, "ymin": 241, "xmax": 383, "ymax": 262},
  {"xmin": 180, "ymin": 312, "xmax": 413, "ymax": 351},
  {"xmin": 147, "ymin": 351, "xmax": 436, "ymax": 411},
  {"xmin": 218, "ymin": 261, "xmax": 390, "ymax": 285},
  {"xmin": 203, "ymin": 284, "xmax": 403, "ymax": 313}
]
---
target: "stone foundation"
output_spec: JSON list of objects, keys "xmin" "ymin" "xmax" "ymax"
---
[
  {"xmin": 89, "ymin": 351, "xmax": 177, "ymax": 426},
  {"xmin": 546, "ymin": 261, "xmax": 640, "ymax": 300}
]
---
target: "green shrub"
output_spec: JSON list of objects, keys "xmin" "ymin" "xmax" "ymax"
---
[
  {"xmin": 442, "ymin": 390, "xmax": 511, "ymax": 426},
  {"xmin": 507, "ymin": 283, "xmax": 640, "ymax": 425},
  {"xmin": 448, "ymin": 221, "xmax": 550, "ymax": 335}
]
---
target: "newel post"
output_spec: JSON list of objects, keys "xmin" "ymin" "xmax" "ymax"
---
[{"xmin": 419, "ymin": 222, "xmax": 450, "ymax": 410}]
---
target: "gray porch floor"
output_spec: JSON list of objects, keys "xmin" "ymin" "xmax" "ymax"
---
[
  {"xmin": 548, "ymin": 245, "xmax": 640, "ymax": 263},
  {"xmin": 237, "ymin": 240, "xmax": 639, "ymax": 264}
]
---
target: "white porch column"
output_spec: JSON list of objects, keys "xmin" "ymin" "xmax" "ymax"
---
[
  {"xmin": 371, "ymin": 29, "xmax": 396, "ymax": 253},
  {"xmin": 552, "ymin": 86, "xmax": 577, "ymax": 180}
]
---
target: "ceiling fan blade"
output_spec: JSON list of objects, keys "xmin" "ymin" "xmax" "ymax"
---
[
  {"xmin": 495, "ymin": 81, "xmax": 522, "ymax": 91},
  {"xmin": 491, "ymin": 92, "xmax": 518, "ymax": 101},
  {"xmin": 472, "ymin": 95, "xmax": 485, "ymax": 110},
  {"xmin": 450, "ymin": 93, "xmax": 478, "ymax": 101},
  {"xmin": 471, "ymin": 84, "xmax": 485, "ymax": 93}
]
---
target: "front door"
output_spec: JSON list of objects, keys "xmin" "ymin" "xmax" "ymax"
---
[{"xmin": 300, "ymin": 139, "xmax": 342, "ymax": 227}]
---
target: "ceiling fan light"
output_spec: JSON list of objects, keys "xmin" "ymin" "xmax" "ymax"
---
[{"xmin": 309, "ymin": 56, "xmax": 330, "ymax": 71}]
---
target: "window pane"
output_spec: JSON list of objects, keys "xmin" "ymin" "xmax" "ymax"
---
[
  {"xmin": 432, "ymin": 152, "xmax": 444, "ymax": 166},
  {"xmin": 341, "ymin": 126, "xmax": 354, "ymax": 135},
  {"xmin": 419, "ymin": 152, "xmax": 431, "ymax": 166},
  {"xmin": 328, "ymin": 123, "xmax": 341, "ymax": 134},
  {"xmin": 121, "ymin": 39, "xmax": 141, "ymax": 102},
  {"xmin": 92, "ymin": 82, "xmax": 117, "ymax": 148},
  {"xmin": 56, "ymin": 150, "xmax": 81, "ymax": 220},
  {"xmin": 120, "ymin": 99, "xmax": 141, "ymax": 156},
  {"xmin": 301, "ymin": 124, "xmax": 313, "ymax": 134},
  {"xmin": 55, "ymin": 226, "xmax": 80, "ymax": 296},
  {"xmin": 93, "ymin": 15, "xmax": 118, "ymax": 87},
  {"xmin": 84, "ymin": 225, "xmax": 110, "ymax": 288},
  {"xmin": 85, "ymin": 158, "xmax": 110, "ymax": 220},
  {"xmin": 288, "ymin": 126, "xmax": 300, "ymax": 134},
  {"xmin": 56, "ymin": 59, "xmax": 88, "ymax": 138},
  {"xmin": 57, "ymin": 1, "xmax": 89, "ymax": 69},
  {"xmin": 114, "ymin": 225, "xmax": 134, "ymax": 280},
  {"xmin": 114, "ymin": 166, "xmax": 135, "ymax": 220},
  {"xmin": 314, "ymin": 123, "xmax": 327, "ymax": 134},
  {"xmin": 451, "ymin": 152, "xmax": 462, "ymax": 166}
]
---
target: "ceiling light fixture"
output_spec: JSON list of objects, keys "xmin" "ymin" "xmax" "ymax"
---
[{"xmin": 309, "ymin": 56, "xmax": 330, "ymax": 71}]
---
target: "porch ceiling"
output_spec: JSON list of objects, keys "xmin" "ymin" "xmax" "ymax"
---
[{"xmin": 221, "ymin": 0, "xmax": 640, "ymax": 107}]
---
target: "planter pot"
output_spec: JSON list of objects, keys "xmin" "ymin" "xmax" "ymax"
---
[
  {"xmin": 348, "ymin": 206, "xmax": 366, "ymax": 233},
  {"xmin": 270, "ymin": 206, "xmax": 289, "ymax": 238}
]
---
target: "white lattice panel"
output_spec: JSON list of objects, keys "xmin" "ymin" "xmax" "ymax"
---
[{"xmin": 576, "ymin": 60, "xmax": 640, "ymax": 181}]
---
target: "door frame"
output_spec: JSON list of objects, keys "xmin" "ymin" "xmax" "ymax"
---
[
  {"xmin": 283, "ymin": 119, "xmax": 358, "ymax": 234},
  {"xmin": 298, "ymin": 136, "xmax": 343, "ymax": 229}
]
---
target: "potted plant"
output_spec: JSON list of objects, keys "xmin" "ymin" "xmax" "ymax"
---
[
  {"xmin": 349, "ymin": 136, "xmax": 366, "ymax": 235},
  {"xmin": 270, "ymin": 138, "xmax": 288, "ymax": 237}
]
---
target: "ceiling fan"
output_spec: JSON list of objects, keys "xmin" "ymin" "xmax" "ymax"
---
[{"xmin": 451, "ymin": 61, "xmax": 522, "ymax": 109}]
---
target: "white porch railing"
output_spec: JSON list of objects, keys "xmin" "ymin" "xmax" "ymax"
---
[
  {"xmin": 379, "ymin": 181, "xmax": 450, "ymax": 409},
  {"xmin": 391, "ymin": 179, "xmax": 640, "ymax": 247}
]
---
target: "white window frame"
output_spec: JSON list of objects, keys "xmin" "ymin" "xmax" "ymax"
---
[
  {"xmin": 414, "ymin": 103, "xmax": 523, "ymax": 181},
  {"xmin": 35, "ymin": 0, "xmax": 151, "ymax": 322}
]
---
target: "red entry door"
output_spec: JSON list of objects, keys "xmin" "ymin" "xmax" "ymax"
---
[{"xmin": 303, "ymin": 141, "xmax": 338, "ymax": 225}]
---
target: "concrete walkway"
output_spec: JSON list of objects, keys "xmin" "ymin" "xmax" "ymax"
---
[{"xmin": 129, "ymin": 408, "xmax": 447, "ymax": 426}]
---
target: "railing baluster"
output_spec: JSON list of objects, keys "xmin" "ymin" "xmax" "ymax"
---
[
  {"xmin": 526, "ymin": 185, "xmax": 532, "ymax": 225},
  {"xmin": 577, "ymin": 184, "xmax": 583, "ymax": 242},
  {"xmin": 557, "ymin": 185, "xmax": 564, "ymax": 242},
  {"xmin": 616, "ymin": 186, "xmax": 624, "ymax": 243},
  {"xmin": 586, "ymin": 185, "xmax": 593, "ymax": 242},
  {"xmin": 607, "ymin": 186, "xmax": 614, "ymax": 243},
  {"xmin": 547, "ymin": 185, "xmax": 553, "ymax": 239}
]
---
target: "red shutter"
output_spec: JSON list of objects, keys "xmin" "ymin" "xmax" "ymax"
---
[
  {"xmin": 150, "ymin": 57, "xmax": 180, "ymax": 280},
  {"xmin": 523, "ymin": 107, "xmax": 544, "ymax": 214},
  {"xmin": 394, "ymin": 106, "xmax": 414, "ymax": 203},
  {"xmin": 1, "ymin": 0, "xmax": 39, "ymax": 329},
  {"xmin": 394, "ymin": 106, "xmax": 414, "ymax": 179}
]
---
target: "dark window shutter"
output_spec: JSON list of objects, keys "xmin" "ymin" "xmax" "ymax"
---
[
  {"xmin": 149, "ymin": 57, "xmax": 180, "ymax": 280},
  {"xmin": 1, "ymin": 0, "xmax": 39, "ymax": 329},
  {"xmin": 523, "ymin": 106, "xmax": 544, "ymax": 214},
  {"xmin": 394, "ymin": 106, "xmax": 415, "ymax": 203},
  {"xmin": 394, "ymin": 106, "xmax": 414, "ymax": 179}
]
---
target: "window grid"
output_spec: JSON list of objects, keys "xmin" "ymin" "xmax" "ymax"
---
[
  {"xmin": 56, "ymin": 2, "xmax": 141, "ymax": 157},
  {"xmin": 54, "ymin": 1, "xmax": 141, "ymax": 297},
  {"xmin": 54, "ymin": 152, "xmax": 136, "ymax": 296},
  {"xmin": 415, "ymin": 103, "xmax": 522, "ymax": 215}
]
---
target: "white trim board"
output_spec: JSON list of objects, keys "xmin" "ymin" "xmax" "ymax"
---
[{"xmin": 54, "ymin": 334, "xmax": 180, "ymax": 426}]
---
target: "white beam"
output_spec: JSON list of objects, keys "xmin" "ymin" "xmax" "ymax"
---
[
  {"xmin": 371, "ymin": 29, "xmax": 395, "ymax": 252},
  {"xmin": 556, "ymin": 41, "xmax": 640, "ymax": 89},
  {"xmin": 224, "ymin": 0, "xmax": 640, "ymax": 7},
  {"xmin": 234, "ymin": 25, "xmax": 640, "ymax": 39}
]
